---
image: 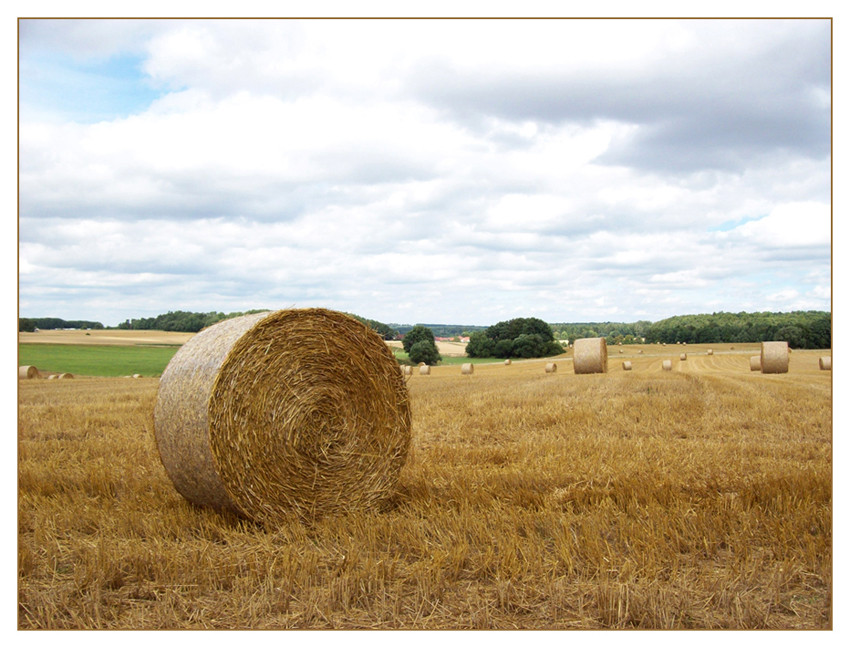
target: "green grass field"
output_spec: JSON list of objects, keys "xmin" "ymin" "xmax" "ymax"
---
[
  {"xmin": 390, "ymin": 347, "xmax": 510, "ymax": 366},
  {"xmin": 18, "ymin": 344, "xmax": 180, "ymax": 377}
]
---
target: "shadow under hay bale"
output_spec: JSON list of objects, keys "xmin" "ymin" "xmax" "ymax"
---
[
  {"xmin": 761, "ymin": 341, "xmax": 789, "ymax": 374},
  {"xmin": 154, "ymin": 308, "xmax": 412, "ymax": 524}
]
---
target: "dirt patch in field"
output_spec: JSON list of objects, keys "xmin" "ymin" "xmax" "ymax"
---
[{"xmin": 19, "ymin": 329, "xmax": 194, "ymax": 347}]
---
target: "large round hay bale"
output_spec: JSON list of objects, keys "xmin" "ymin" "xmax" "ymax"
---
[
  {"xmin": 680, "ymin": 353, "xmax": 687, "ymax": 361},
  {"xmin": 461, "ymin": 363, "xmax": 474, "ymax": 375},
  {"xmin": 19, "ymin": 365, "xmax": 38, "ymax": 379},
  {"xmin": 819, "ymin": 356, "xmax": 831, "ymax": 371},
  {"xmin": 573, "ymin": 337, "xmax": 608, "ymax": 374},
  {"xmin": 545, "ymin": 362, "xmax": 557, "ymax": 373},
  {"xmin": 622, "ymin": 361, "xmax": 632, "ymax": 371},
  {"xmin": 760, "ymin": 341, "xmax": 789, "ymax": 374},
  {"xmin": 154, "ymin": 309, "xmax": 411, "ymax": 524},
  {"xmin": 662, "ymin": 360, "xmax": 672, "ymax": 371},
  {"xmin": 749, "ymin": 356, "xmax": 761, "ymax": 371},
  {"xmin": 419, "ymin": 365, "xmax": 431, "ymax": 375}
]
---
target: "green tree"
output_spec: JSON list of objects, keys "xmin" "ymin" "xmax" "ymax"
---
[
  {"xmin": 402, "ymin": 325, "xmax": 436, "ymax": 353},
  {"xmin": 408, "ymin": 340, "xmax": 441, "ymax": 365},
  {"xmin": 19, "ymin": 318, "xmax": 36, "ymax": 332},
  {"xmin": 466, "ymin": 331, "xmax": 495, "ymax": 358}
]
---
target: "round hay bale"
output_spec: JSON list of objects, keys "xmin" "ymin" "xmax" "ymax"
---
[
  {"xmin": 132, "ymin": 374, "xmax": 142, "ymax": 379},
  {"xmin": 662, "ymin": 360, "xmax": 672, "ymax": 371},
  {"xmin": 819, "ymin": 356, "xmax": 831, "ymax": 370},
  {"xmin": 461, "ymin": 363, "xmax": 474, "ymax": 375},
  {"xmin": 47, "ymin": 374, "xmax": 57, "ymax": 380},
  {"xmin": 680, "ymin": 353, "xmax": 687, "ymax": 361},
  {"xmin": 760, "ymin": 341, "xmax": 789, "ymax": 374},
  {"xmin": 622, "ymin": 361, "xmax": 632, "ymax": 371},
  {"xmin": 573, "ymin": 337, "xmax": 608, "ymax": 374},
  {"xmin": 619, "ymin": 349, "xmax": 624, "ymax": 354},
  {"xmin": 707, "ymin": 349, "xmax": 713, "ymax": 356},
  {"xmin": 504, "ymin": 359, "xmax": 512, "ymax": 366},
  {"xmin": 638, "ymin": 350, "xmax": 644, "ymax": 355},
  {"xmin": 419, "ymin": 365, "xmax": 431, "ymax": 375},
  {"xmin": 401, "ymin": 365, "xmax": 412, "ymax": 376},
  {"xmin": 749, "ymin": 356, "xmax": 761, "ymax": 371},
  {"xmin": 545, "ymin": 362, "xmax": 557, "ymax": 373},
  {"xmin": 154, "ymin": 308, "xmax": 412, "ymax": 524},
  {"xmin": 58, "ymin": 373, "xmax": 74, "ymax": 379},
  {"xmin": 19, "ymin": 365, "xmax": 38, "ymax": 379}
]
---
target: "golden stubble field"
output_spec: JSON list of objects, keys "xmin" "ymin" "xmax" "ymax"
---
[{"xmin": 18, "ymin": 345, "xmax": 832, "ymax": 629}]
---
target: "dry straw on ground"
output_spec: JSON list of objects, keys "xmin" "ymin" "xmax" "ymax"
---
[
  {"xmin": 750, "ymin": 356, "xmax": 762, "ymax": 371},
  {"xmin": 154, "ymin": 308, "xmax": 412, "ymax": 524},
  {"xmin": 662, "ymin": 360, "xmax": 673, "ymax": 371},
  {"xmin": 419, "ymin": 365, "xmax": 431, "ymax": 375},
  {"xmin": 761, "ymin": 341, "xmax": 789, "ymax": 374},
  {"xmin": 19, "ymin": 365, "xmax": 38, "ymax": 379},
  {"xmin": 461, "ymin": 363, "xmax": 474, "ymax": 375},
  {"xmin": 622, "ymin": 361, "xmax": 632, "ymax": 371},
  {"xmin": 573, "ymin": 337, "xmax": 608, "ymax": 374},
  {"xmin": 819, "ymin": 356, "xmax": 831, "ymax": 371}
]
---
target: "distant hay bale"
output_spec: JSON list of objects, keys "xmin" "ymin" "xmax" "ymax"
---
[
  {"xmin": 760, "ymin": 341, "xmax": 789, "ymax": 374},
  {"xmin": 573, "ymin": 337, "xmax": 607, "ymax": 374},
  {"xmin": 749, "ymin": 356, "xmax": 761, "ymax": 371},
  {"xmin": 154, "ymin": 308, "xmax": 412, "ymax": 524},
  {"xmin": 132, "ymin": 374, "xmax": 142, "ymax": 378},
  {"xmin": 47, "ymin": 374, "xmax": 57, "ymax": 380},
  {"xmin": 401, "ymin": 365, "xmax": 412, "ymax": 376},
  {"xmin": 545, "ymin": 362, "xmax": 557, "ymax": 373},
  {"xmin": 638, "ymin": 350, "xmax": 644, "ymax": 355},
  {"xmin": 504, "ymin": 359, "xmax": 512, "ymax": 366},
  {"xmin": 662, "ymin": 360, "xmax": 672, "ymax": 371},
  {"xmin": 819, "ymin": 356, "xmax": 832, "ymax": 370},
  {"xmin": 619, "ymin": 349, "xmax": 624, "ymax": 354},
  {"xmin": 461, "ymin": 363, "xmax": 474, "ymax": 375},
  {"xmin": 419, "ymin": 365, "xmax": 431, "ymax": 375},
  {"xmin": 707, "ymin": 349, "xmax": 713, "ymax": 356},
  {"xmin": 680, "ymin": 353, "xmax": 687, "ymax": 361},
  {"xmin": 19, "ymin": 365, "xmax": 38, "ymax": 379},
  {"xmin": 58, "ymin": 373, "xmax": 74, "ymax": 379},
  {"xmin": 622, "ymin": 361, "xmax": 632, "ymax": 371}
]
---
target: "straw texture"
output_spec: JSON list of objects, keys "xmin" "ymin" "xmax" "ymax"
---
[
  {"xmin": 750, "ymin": 356, "xmax": 761, "ymax": 371},
  {"xmin": 154, "ymin": 309, "xmax": 411, "ymax": 524},
  {"xmin": 461, "ymin": 363, "xmax": 474, "ymax": 375},
  {"xmin": 573, "ymin": 337, "xmax": 608, "ymax": 374},
  {"xmin": 760, "ymin": 341, "xmax": 789, "ymax": 374},
  {"xmin": 819, "ymin": 356, "xmax": 831, "ymax": 371},
  {"xmin": 19, "ymin": 366, "xmax": 38, "ymax": 379}
]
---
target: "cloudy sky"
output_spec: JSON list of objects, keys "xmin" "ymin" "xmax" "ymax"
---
[{"xmin": 17, "ymin": 14, "xmax": 833, "ymax": 327}]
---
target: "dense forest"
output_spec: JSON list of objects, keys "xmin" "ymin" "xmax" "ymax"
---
[
  {"xmin": 19, "ymin": 317, "xmax": 105, "ymax": 332},
  {"xmin": 643, "ymin": 311, "xmax": 831, "ymax": 348},
  {"xmin": 466, "ymin": 317, "xmax": 564, "ymax": 359},
  {"xmin": 20, "ymin": 310, "xmax": 831, "ymax": 349}
]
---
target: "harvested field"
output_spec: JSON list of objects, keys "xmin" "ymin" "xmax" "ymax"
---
[{"xmin": 17, "ymin": 345, "xmax": 832, "ymax": 629}]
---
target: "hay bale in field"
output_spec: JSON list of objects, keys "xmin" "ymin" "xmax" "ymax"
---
[
  {"xmin": 544, "ymin": 362, "xmax": 558, "ymax": 373},
  {"xmin": 58, "ymin": 373, "xmax": 74, "ymax": 379},
  {"xmin": 707, "ymin": 349, "xmax": 713, "ymax": 356},
  {"xmin": 662, "ymin": 360, "xmax": 672, "ymax": 371},
  {"xmin": 619, "ymin": 349, "xmax": 624, "ymax": 354},
  {"xmin": 638, "ymin": 350, "xmax": 644, "ymax": 355},
  {"xmin": 504, "ymin": 359, "xmax": 512, "ymax": 366},
  {"xmin": 622, "ymin": 361, "xmax": 632, "ymax": 371},
  {"xmin": 749, "ymin": 356, "xmax": 761, "ymax": 371},
  {"xmin": 819, "ymin": 356, "xmax": 831, "ymax": 371},
  {"xmin": 19, "ymin": 365, "xmax": 38, "ymax": 379},
  {"xmin": 132, "ymin": 374, "xmax": 142, "ymax": 378},
  {"xmin": 573, "ymin": 337, "xmax": 608, "ymax": 374},
  {"xmin": 461, "ymin": 363, "xmax": 474, "ymax": 375},
  {"xmin": 419, "ymin": 365, "xmax": 431, "ymax": 375},
  {"xmin": 154, "ymin": 308, "xmax": 412, "ymax": 524},
  {"xmin": 680, "ymin": 353, "xmax": 687, "ymax": 361},
  {"xmin": 401, "ymin": 365, "xmax": 412, "ymax": 376},
  {"xmin": 760, "ymin": 341, "xmax": 789, "ymax": 374},
  {"xmin": 47, "ymin": 374, "xmax": 57, "ymax": 380}
]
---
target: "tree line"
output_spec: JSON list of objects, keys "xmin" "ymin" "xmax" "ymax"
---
[{"xmin": 19, "ymin": 317, "xmax": 105, "ymax": 332}]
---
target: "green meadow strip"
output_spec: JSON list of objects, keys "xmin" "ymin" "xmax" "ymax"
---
[{"xmin": 17, "ymin": 343, "xmax": 180, "ymax": 377}]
